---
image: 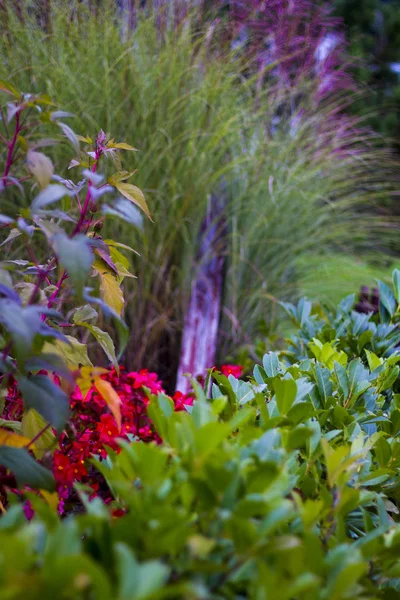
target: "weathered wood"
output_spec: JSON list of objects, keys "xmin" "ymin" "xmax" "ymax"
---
[{"xmin": 176, "ymin": 194, "xmax": 226, "ymax": 394}]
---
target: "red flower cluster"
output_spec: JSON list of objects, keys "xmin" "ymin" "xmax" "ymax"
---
[
  {"xmin": 53, "ymin": 367, "xmax": 194, "ymax": 513},
  {"xmin": 0, "ymin": 363, "xmax": 242, "ymax": 515}
]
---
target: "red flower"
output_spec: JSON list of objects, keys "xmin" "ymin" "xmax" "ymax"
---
[
  {"xmin": 128, "ymin": 369, "xmax": 164, "ymax": 395},
  {"xmin": 70, "ymin": 460, "xmax": 87, "ymax": 481},
  {"xmin": 172, "ymin": 391, "xmax": 194, "ymax": 411},
  {"xmin": 96, "ymin": 414, "xmax": 119, "ymax": 444},
  {"xmin": 2, "ymin": 363, "xmax": 207, "ymax": 516},
  {"xmin": 220, "ymin": 364, "xmax": 243, "ymax": 378},
  {"xmin": 53, "ymin": 452, "xmax": 74, "ymax": 486}
]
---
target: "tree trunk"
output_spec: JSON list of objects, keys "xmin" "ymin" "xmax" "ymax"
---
[{"xmin": 176, "ymin": 194, "xmax": 226, "ymax": 394}]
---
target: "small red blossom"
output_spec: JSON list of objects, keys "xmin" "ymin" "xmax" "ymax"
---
[
  {"xmin": 111, "ymin": 507, "xmax": 126, "ymax": 519},
  {"xmin": 97, "ymin": 414, "xmax": 119, "ymax": 444},
  {"xmin": 172, "ymin": 391, "xmax": 194, "ymax": 411},
  {"xmin": 220, "ymin": 364, "xmax": 243, "ymax": 378},
  {"xmin": 53, "ymin": 452, "xmax": 74, "ymax": 486}
]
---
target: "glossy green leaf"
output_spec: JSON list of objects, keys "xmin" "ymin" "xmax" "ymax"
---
[
  {"xmin": 0, "ymin": 446, "xmax": 54, "ymax": 490},
  {"xmin": 53, "ymin": 233, "xmax": 93, "ymax": 295},
  {"xmin": 17, "ymin": 374, "xmax": 69, "ymax": 433}
]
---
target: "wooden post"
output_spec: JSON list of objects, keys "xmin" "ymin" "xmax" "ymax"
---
[{"xmin": 176, "ymin": 194, "xmax": 226, "ymax": 394}]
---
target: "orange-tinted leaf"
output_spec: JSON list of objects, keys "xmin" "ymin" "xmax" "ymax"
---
[
  {"xmin": 76, "ymin": 366, "xmax": 108, "ymax": 398},
  {"xmin": 94, "ymin": 378, "xmax": 122, "ymax": 431},
  {"xmin": 0, "ymin": 428, "xmax": 33, "ymax": 449},
  {"xmin": 0, "ymin": 80, "xmax": 19, "ymax": 96}
]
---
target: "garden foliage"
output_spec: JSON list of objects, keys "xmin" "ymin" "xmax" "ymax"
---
[
  {"xmin": 1, "ymin": 274, "xmax": 400, "ymax": 597},
  {"xmin": 0, "ymin": 0, "xmax": 397, "ymax": 381}
]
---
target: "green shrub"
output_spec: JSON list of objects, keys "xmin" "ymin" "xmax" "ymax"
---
[
  {"xmin": 2, "ymin": 280, "xmax": 400, "ymax": 597},
  {"xmin": 282, "ymin": 268, "xmax": 400, "ymax": 366},
  {"xmin": 0, "ymin": 1, "xmax": 397, "ymax": 380}
]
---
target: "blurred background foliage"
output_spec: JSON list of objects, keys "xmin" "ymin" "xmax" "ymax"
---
[
  {"xmin": 0, "ymin": 0, "xmax": 398, "ymax": 389},
  {"xmin": 333, "ymin": 0, "xmax": 400, "ymax": 145}
]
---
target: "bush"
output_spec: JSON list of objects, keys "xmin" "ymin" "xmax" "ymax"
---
[
  {"xmin": 0, "ymin": 1, "xmax": 397, "ymax": 382},
  {"xmin": 2, "ymin": 277, "xmax": 400, "ymax": 597}
]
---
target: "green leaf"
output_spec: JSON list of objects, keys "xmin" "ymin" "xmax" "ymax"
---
[
  {"xmin": 334, "ymin": 361, "xmax": 349, "ymax": 399},
  {"xmin": 21, "ymin": 409, "xmax": 57, "ymax": 459},
  {"xmin": 315, "ymin": 364, "xmax": 333, "ymax": 407},
  {"xmin": 31, "ymin": 184, "xmax": 70, "ymax": 211},
  {"xmin": 262, "ymin": 352, "xmax": 280, "ymax": 378},
  {"xmin": 364, "ymin": 350, "xmax": 382, "ymax": 372},
  {"xmin": 377, "ymin": 279, "xmax": 396, "ymax": 320},
  {"xmin": 53, "ymin": 233, "xmax": 93, "ymax": 295},
  {"xmin": 58, "ymin": 122, "xmax": 79, "ymax": 152},
  {"xmin": 115, "ymin": 543, "xmax": 169, "ymax": 600},
  {"xmin": 0, "ymin": 228, "xmax": 21, "ymax": 246},
  {"xmin": 0, "ymin": 446, "xmax": 54, "ymax": 490},
  {"xmin": 72, "ymin": 304, "xmax": 98, "ymax": 323},
  {"xmin": 77, "ymin": 322, "xmax": 117, "ymax": 369},
  {"xmin": 274, "ymin": 377, "xmax": 297, "ymax": 415},
  {"xmin": 43, "ymin": 336, "xmax": 92, "ymax": 368},
  {"xmin": 379, "ymin": 365, "xmax": 400, "ymax": 392},
  {"xmin": 0, "ymin": 419, "xmax": 21, "ymax": 432},
  {"xmin": 393, "ymin": 269, "xmax": 400, "ymax": 305},
  {"xmin": 43, "ymin": 555, "xmax": 111, "ymax": 599},
  {"xmin": 83, "ymin": 290, "xmax": 128, "ymax": 360},
  {"xmin": 17, "ymin": 374, "xmax": 70, "ymax": 433},
  {"xmin": 103, "ymin": 198, "xmax": 145, "ymax": 227}
]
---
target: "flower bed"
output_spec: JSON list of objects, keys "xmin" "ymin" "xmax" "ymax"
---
[{"xmin": 0, "ymin": 365, "xmax": 242, "ymax": 515}]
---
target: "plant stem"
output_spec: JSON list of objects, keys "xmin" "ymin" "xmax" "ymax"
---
[
  {"xmin": 71, "ymin": 152, "xmax": 99, "ymax": 236},
  {"xmin": 2, "ymin": 111, "xmax": 21, "ymax": 187},
  {"xmin": 26, "ymin": 423, "xmax": 51, "ymax": 449},
  {"xmin": 24, "ymin": 240, "xmax": 52, "ymax": 286},
  {"xmin": 4, "ymin": 175, "xmax": 30, "ymax": 187},
  {"xmin": 47, "ymin": 271, "xmax": 68, "ymax": 310}
]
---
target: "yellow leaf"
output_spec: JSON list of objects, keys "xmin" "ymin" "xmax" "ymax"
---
[
  {"xmin": 115, "ymin": 183, "xmax": 152, "ymax": 221},
  {"xmin": 21, "ymin": 409, "xmax": 57, "ymax": 458},
  {"xmin": 76, "ymin": 135, "xmax": 92, "ymax": 144},
  {"xmin": 104, "ymin": 239, "xmax": 139, "ymax": 256},
  {"xmin": 0, "ymin": 428, "xmax": 33, "ymax": 448},
  {"xmin": 40, "ymin": 490, "xmax": 59, "ymax": 512},
  {"xmin": 94, "ymin": 378, "xmax": 122, "ymax": 431},
  {"xmin": 76, "ymin": 366, "xmax": 109, "ymax": 398},
  {"xmin": 42, "ymin": 336, "xmax": 92, "ymax": 369},
  {"xmin": 93, "ymin": 258, "xmax": 124, "ymax": 315},
  {"xmin": 26, "ymin": 150, "xmax": 54, "ymax": 189},
  {"xmin": 107, "ymin": 141, "xmax": 137, "ymax": 151},
  {"xmin": 108, "ymin": 170, "xmax": 137, "ymax": 185}
]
